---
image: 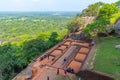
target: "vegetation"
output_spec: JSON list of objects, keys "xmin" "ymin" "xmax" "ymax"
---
[
  {"xmin": 0, "ymin": 12, "xmax": 74, "ymax": 44},
  {"xmin": 94, "ymin": 36, "xmax": 120, "ymax": 80},
  {"xmin": 0, "ymin": 12, "xmax": 76, "ymax": 80},
  {"xmin": 67, "ymin": 17, "xmax": 85, "ymax": 32},
  {"xmin": 67, "ymin": 1, "xmax": 120, "ymax": 78},
  {"xmin": 109, "ymin": 0, "xmax": 120, "ymax": 24},
  {"xmin": 1, "ymin": 0, "xmax": 120, "ymax": 79},
  {"xmin": 80, "ymin": 2, "xmax": 104, "ymax": 17},
  {"xmin": 67, "ymin": 2, "xmax": 104, "ymax": 33},
  {"xmin": 78, "ymin": 1, "xmax": 120, "ymax": 80},
  {"xmin": 84, "ymin": 2, "xmax": 119, "ymax": 37},
  {"xmin": 67, "ymin": 1, "xmax": 120, "ymax": 36},
  {"xmin": 84, "ymin": 1, "xmax": 120, "ymax": 80},
  {"xmin": 63, "ymin": 1, "xmax": 120, "ymax": 80},
  {"xmin": 110, "ymin": 11, "xmax": 120, "ymax": 24}
]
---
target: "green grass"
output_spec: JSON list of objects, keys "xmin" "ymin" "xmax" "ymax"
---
[{"xmin": 94, "ymin": 36, "xmax": 120, "ymax": 80}]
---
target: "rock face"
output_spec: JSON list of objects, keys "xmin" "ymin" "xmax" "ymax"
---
[
  {"xmin": 0, "ymin": 69, "xmax": 2, "ymax": 79},
  {"xmin": 115, "ymin": 18, "xmax": 120, "ymax": 35},
  {"xmin": 115, "ymin": 45, "xmax": 120, "ymax": 49},
  {"xmin": 0, "ymin": 40, "xmax": 2, "ymax": 45},
  {"xmin": 69, "ymin": 32, "xmax": 85, "ymax": 40},
  {"xmin": 76, "ymin": 70, "xmax": 115, "ymax": 80},
  {"xmin": 26, "ymin": 66, "xmax": 32, "ymax": 79}
]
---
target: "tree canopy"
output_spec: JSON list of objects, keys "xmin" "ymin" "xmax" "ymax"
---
[
  {"xmin": 78, "ymin": 2, "xmax": 104, "ymax": 17},
  {"xmin": 84, "ymin": 2, "xmax": 119, "ymax": 37},
  {"xmin": 0, "ymin": 12, "xmax": 73, "ymax": 79},
  {"xmin": 67, "ymin": 2, "xmax": 104, "ymax": 33},
  {"xmin": 67, "ymin": 17, "xmax": 85, "ymax": 32}
]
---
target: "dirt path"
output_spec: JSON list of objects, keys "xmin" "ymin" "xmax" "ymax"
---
[
  {"xmin": 81, "ymin": 44, "xmax": 97, "ymax": 70},
  {"xmin": 53, "ymin": 46, "xmax": 76, "ymax": 68}
]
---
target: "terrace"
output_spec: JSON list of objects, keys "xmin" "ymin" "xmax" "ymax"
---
[{"xmin": 13, "ymin": 39, "xmax": 92, "ymax": 80}]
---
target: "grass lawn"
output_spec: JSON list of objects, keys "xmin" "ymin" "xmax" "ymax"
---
[{"xmin": 94, "ymin": 36, "xmax": 120, "ymax": 80}]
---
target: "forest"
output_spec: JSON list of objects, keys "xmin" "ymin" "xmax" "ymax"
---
[{"xmin": 0, "ymin": 12, "xmax": 77, "ymax": 79}]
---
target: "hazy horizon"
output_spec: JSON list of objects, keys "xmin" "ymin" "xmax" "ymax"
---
[{"xmin": 0, "ymin": 0, "xmax": 118, "ymax": 12}]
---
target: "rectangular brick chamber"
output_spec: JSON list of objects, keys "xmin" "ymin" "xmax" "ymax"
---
[
  {"xmin": 64, "ymin": 41, "xmax": 71, "ymax": 45},
  {"xmin": 79, "ymin": 47, "xmax": 90, "ymax": 54},
  {"xmin": 40, "ymin": 56, "xmax": 54, "ymax": 63},
  {"xmin": 79, "ymin": 43, "xmax": 89, "ymax": 47},
  {"xmin": 75, "ymin": 53, "xmax": 87, "ymax": 62},
  {"xmin": 50, "ymin": 50, "xmax": 62, "ymax": 57},
  {"xmin": 57, "ymin": 45, "xmax": 67, "ymax": 50},
  {"xmin": 67, "ymin": 60, "xmax": 82, "ymax": 73}
]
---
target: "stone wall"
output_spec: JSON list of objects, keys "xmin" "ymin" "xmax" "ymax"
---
[
  {"xmin": 76, "ymin": 70, "xmax": 115, "ymax": 80},
  {"xmin": 115, "ymin": 18, "xmax": 120, "ymax": 35}
]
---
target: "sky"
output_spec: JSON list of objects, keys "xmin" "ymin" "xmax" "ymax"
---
[{"xmin": 0, "ymin": 0, "xmax": 118, "ymax": 11}]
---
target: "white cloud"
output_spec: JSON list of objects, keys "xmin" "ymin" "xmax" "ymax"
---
[
  {"xmin": 32, "ymin": 0, "xmax": 39, "ymax": 2},
  {"xmin": 13, "ymin": 0, "xmax": 24, "ymax": 3}
]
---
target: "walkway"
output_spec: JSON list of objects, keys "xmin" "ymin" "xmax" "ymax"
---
[{"xmin": 53, "ymin": 46, "xmax": 76, "ymax": 68}]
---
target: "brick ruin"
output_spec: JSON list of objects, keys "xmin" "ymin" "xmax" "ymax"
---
[
  {"xmin": 13, "ymin": 32, "xmax": 115, "ymax": 80},
  {"xmin": 76, "ymin": 70, "xmax": 115, "ymax": 80}
]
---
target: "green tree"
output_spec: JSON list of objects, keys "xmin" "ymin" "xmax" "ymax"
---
[
  {"xmin": 97, "ymin": 4, "xmax": 119, "ymax": 20},
  {"xmin": 67, "ymin": 17, "xmax": 85, "ymax": 32},
  {"xmin": 49, "ymin": 32, "xmax": 58, "ymax": 43},
  {"xmin": 84, "ymin": 19, "xmax": 109, "ymax": 37},
  {"xmin": 80, "ymin": 2, "xmax": 104, "ymax": 17},
  {"xmin": 84, "ymin": 3, "xmax": 119, "ymax": 37}
]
